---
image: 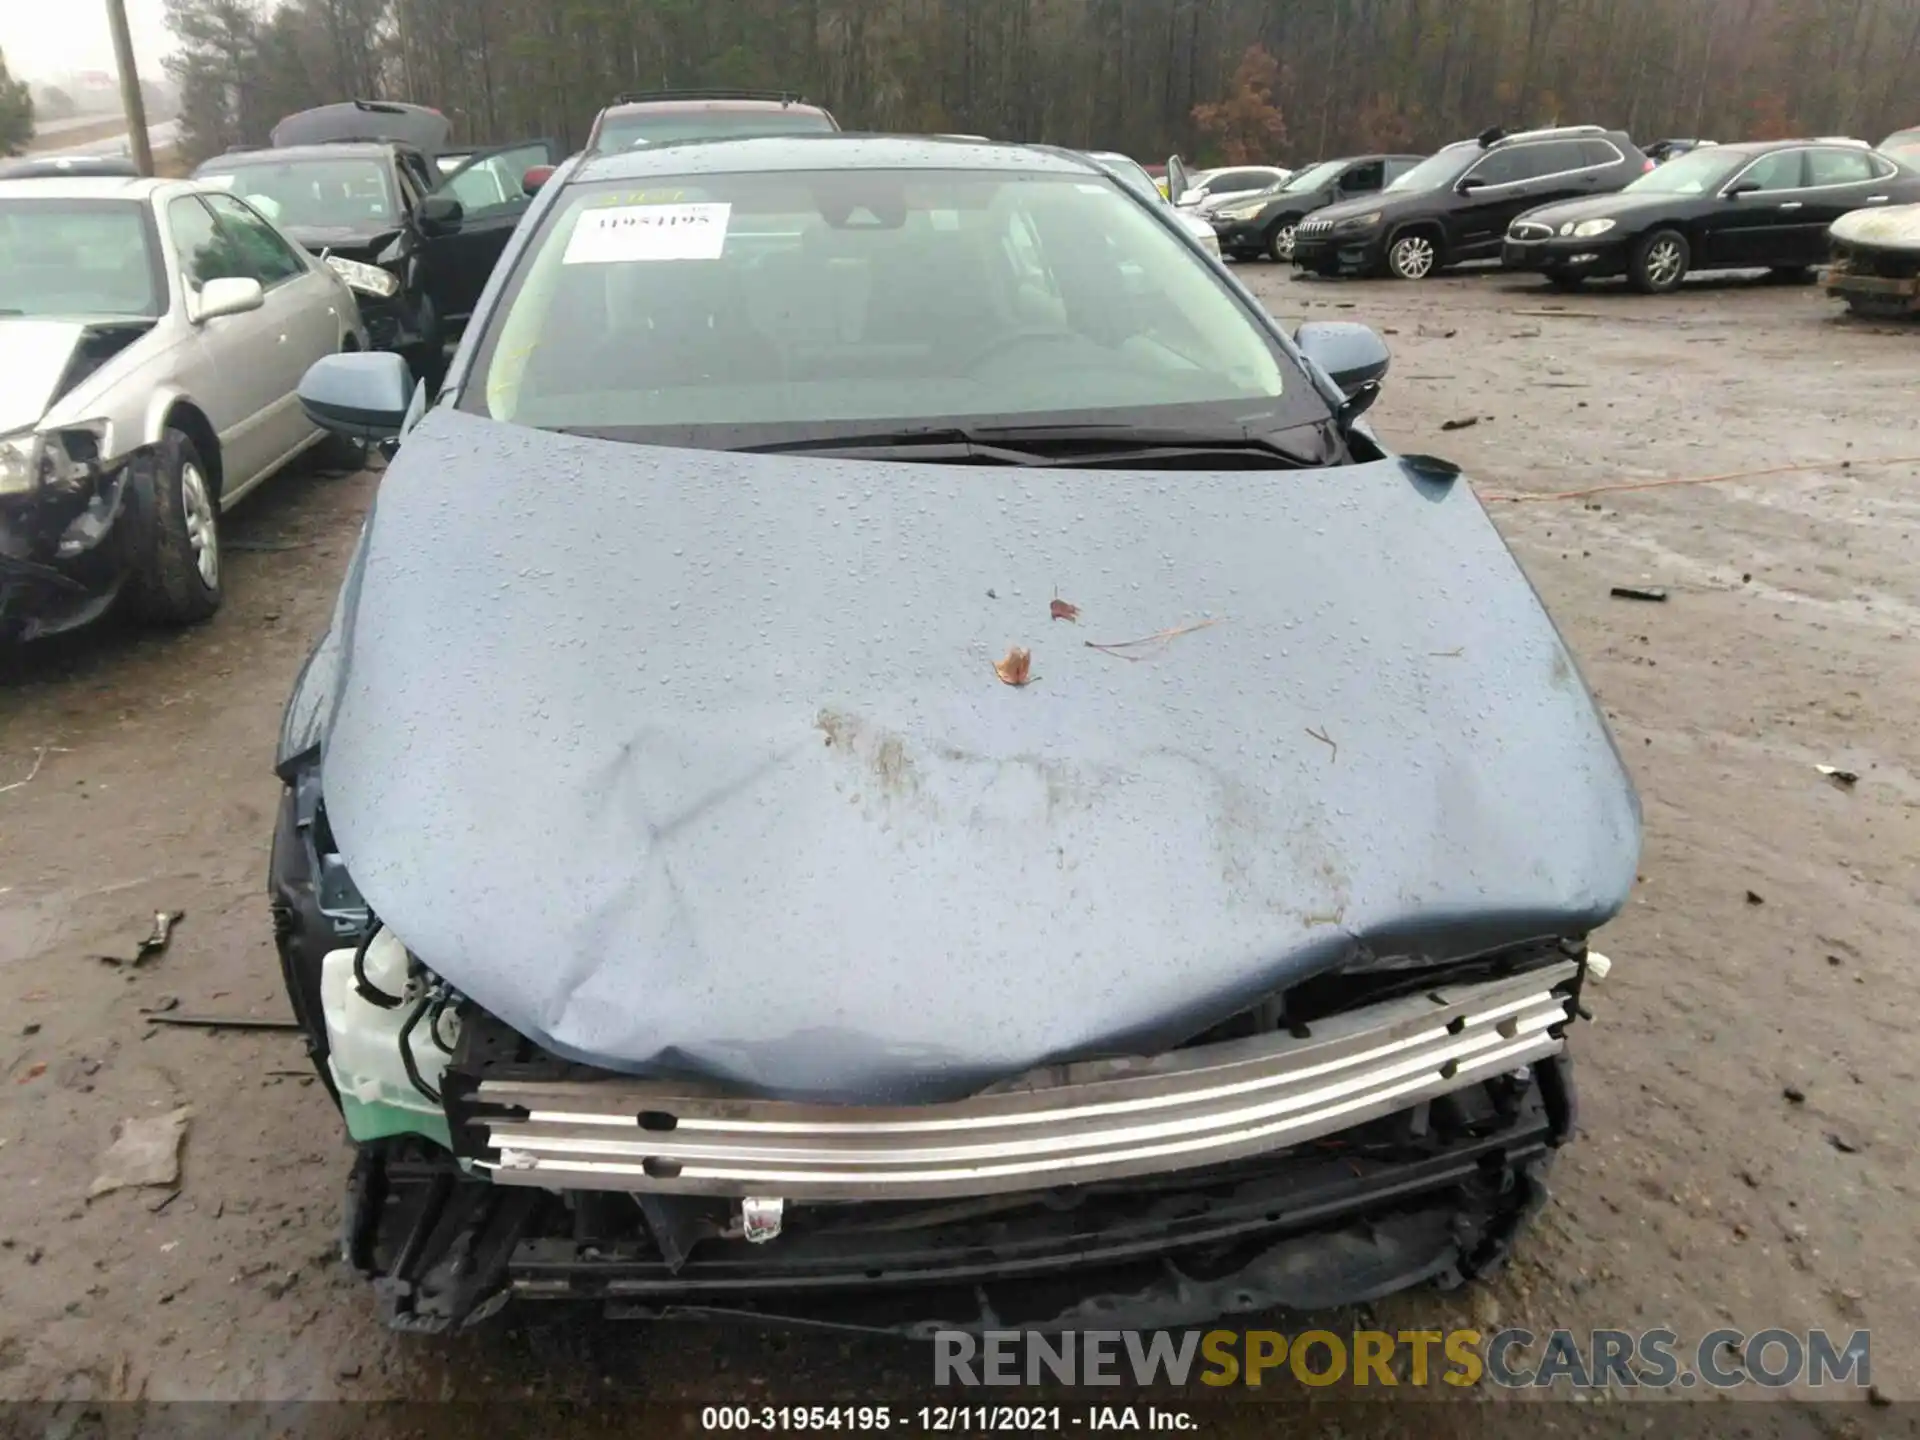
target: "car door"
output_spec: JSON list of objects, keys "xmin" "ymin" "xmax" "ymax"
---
[
  {"xmin": 1801, "ymin": 147, "xmax": 1897, "ymax": 263},
  {"xmin": 199, "ymin": 192, "xmax": 340, "ymax": 490},
  {"xmin": 162, "ymin": 194, "xmax": 303, "ymax": 496},
  {"xmin": 1702, "ymin": 149, "xmax": 1807, "ymax": 267},
  {"xmin": 1451, "ymin": 144, "xmax": 1558, "ymax": 256},
  {"xmin": 418, "ymin": 139, "xmax": 561, "ymax": 323}
]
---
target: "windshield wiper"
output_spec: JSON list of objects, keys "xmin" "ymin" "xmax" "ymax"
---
[{"xmin": 738, "ymin": 423, "xmax": 1330, "ymax": 469}]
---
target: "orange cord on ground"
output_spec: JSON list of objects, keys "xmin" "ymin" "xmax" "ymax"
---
[{"xmin": 1476, "ymin": 454, "xmax": 1920, "ymax": 504}]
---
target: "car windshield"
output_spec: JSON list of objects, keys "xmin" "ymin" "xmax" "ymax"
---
[
  {"xmin": 1089, "ymin": 153, "xmax": 1164, "ymax": 204},
  {"xmin": 597, "ymin": 109, "xmax": 835, "ymax": 151},
  {"xmin": 1283, "ymin": 161, "xmax": 1345, "ymax": 192},
  {"xmin": 1624, "ymin": 148, "xmax": 1744, "ymax": 195},
  {"xmin": 1384, "ymin": 147, "xmax": 1476, "ymax": 193},
  {"xmin": 468, "ymin": 167, "xmax": 1311, "ymax": 442},
  {"xmin": 0, "ymin": 199, "xmax": 161, "ymax": 318},
  {"xmin": 192, "ymin": 158, "xmax": 397, "ymax": 230}
]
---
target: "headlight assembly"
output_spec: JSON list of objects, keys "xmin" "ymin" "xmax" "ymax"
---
[
  {"xmin": 1336, "ymin": 211, "xmax": 1383, "ymax": 232},
  {"xmin": 0, "ymin": 422, "xmax": 110, "ymax": 498},
  {"xmin": 1216, "ymin": 202, "xmax": 1265, "ymax": 221},
  {"xmin": 326, "ymin": 254, "xmax": 402, "ymax": 299},
  {"xmin": 1564, "ymin": 218, "xmax": 1617, "ymax": 238}
]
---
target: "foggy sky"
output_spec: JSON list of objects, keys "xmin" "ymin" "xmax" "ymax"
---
[{"xmin": 1, "ymin": 0, "xmax": 175, "ymax": 83}]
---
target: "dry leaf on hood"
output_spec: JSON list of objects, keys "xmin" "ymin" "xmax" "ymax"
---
[
  {"xmin": 993, "ymin": 647, "xmax": 1034, "ymax": 686},
  {"xmin": 1050, "ymin": 596, "xmax": 1080, "ymax": 623}
]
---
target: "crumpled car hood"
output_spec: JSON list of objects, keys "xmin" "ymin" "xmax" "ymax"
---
[
  {"xmin": 318, "ymin": 409, "xmax": 1640, "ymax": 1103},
  {"xmin": 0, "ymin": 320, "xmax": 87, "ymax": 435},
  {"xmin": 1832, "ymin": 202, "xmax": 1920, "ymax": 251}
]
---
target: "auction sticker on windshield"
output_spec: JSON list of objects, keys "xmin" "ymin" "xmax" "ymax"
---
[{"xmin": 563, "ymin": 202, "xmax": 731, "ymax": 264}]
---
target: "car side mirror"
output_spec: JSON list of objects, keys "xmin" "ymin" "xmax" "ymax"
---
[
  {"xmin": 298, "ymin": 352, "xmax": 415, "ymax": 442},
  {"xmin": 1725, "ymin": 179, "xmax": 1761, "ymax": 198},
  {"xmin": 192, "ymin": 275, "xmax": 264, "ymax": 324},
  {"xmin": 1457, "ymin": 175, "xmax": 1487, "ymax": 193},
  {"xmin": 1178, "ymin": 189, "xmax": 1204, "ymax": 206},
  {"xmin": 522, "ymin": 164, "xmax": 555, "ymax": 196},
  {"xmin": 1295, "ymin": 320, "xmax": 1391, "ymax": 397},
  {"xmin": 418, "ymin": 194, "xmax": 464, "ymax": 236}
]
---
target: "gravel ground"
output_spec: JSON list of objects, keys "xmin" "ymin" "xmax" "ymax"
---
[{"xmin": 0, "ymin": 262, "xmax": 1913, "ymax": 1433}]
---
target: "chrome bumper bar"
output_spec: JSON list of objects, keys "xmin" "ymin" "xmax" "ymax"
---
[{"xmin": 474, "ymin": 961, "xmax": 1579, "ymax": 1201}]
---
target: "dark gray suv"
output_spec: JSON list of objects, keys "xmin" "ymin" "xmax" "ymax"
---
[{"xmin": 1293, "ymin": 125, "xmax": 1652, "ymax": 279}]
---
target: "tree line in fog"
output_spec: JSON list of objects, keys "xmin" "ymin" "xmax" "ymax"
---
[{"xmin": 163, "ymin": 0, "xmax": 1920, "ymax": 165}]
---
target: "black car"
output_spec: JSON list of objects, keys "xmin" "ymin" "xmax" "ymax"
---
[
  {"xmin": 273, "ymin": 135, "xmax": 1639, "ymax": 1335},
  {"xmin": 192, "ymin": 133, "xmax": 557, "ymax": 381},
  {"xmin": 1502, "ymin": 138, "xmax": 1920, "ymax": 292},
  {"xmin": 1293, "ymin": 125, "xmax": 1650, "ymax": 280},
  {"xmin": 1209, "ymin": 154, "xmax": 1425, "ymax": 262}
]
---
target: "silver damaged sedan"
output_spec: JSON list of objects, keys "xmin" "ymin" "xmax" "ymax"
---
[{"xmin": 0, "ymin": 173, "xmax": 367, "ymax": 641}]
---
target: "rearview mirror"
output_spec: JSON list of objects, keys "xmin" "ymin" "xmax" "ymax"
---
[
  {"xmin": 193, "ymin": 276, "xmax": 264, "ymax": 324},
  {"xmin": 522, "ymin": 164, "xmax": 555, "ymax": 195},
  {"xmin": 298, "ymin": 351, "xmax": 415, "ymax": 442},
  {"xmin": 418, "ymin": 194, "xmax": 464, "ymax": 236},
  {"xmin": 1295, "ymin": 320, "xmax": 1391, "ymax": 396}
]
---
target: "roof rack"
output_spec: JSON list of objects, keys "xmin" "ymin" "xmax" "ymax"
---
[
  {"xmin": 611, "ymin": 87, "xmax": 810, "ymax": 107},
  {"xmin": 1487, "ymin": 122, "xmax": 1608, "ymax": 147}
]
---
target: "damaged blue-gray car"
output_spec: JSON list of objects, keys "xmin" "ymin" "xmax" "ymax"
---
[{"xmin": 267, "ymin": 133, "xmax": 1642, "ymax": 1335}]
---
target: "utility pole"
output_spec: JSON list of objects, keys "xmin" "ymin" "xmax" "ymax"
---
[{"xmin": 105, "ymin": 0, "xmax": 154, "ymax": 176}]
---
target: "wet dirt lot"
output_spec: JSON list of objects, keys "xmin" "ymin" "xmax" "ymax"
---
[{"xmin": 1, "ymin": 265, "xmax": 1915, "ymax": 1433}]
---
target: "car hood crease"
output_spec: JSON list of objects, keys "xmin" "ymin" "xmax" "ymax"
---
[{"xmin": 318, "ymin": 409, "xmax": 1640, "ymax": 1104}]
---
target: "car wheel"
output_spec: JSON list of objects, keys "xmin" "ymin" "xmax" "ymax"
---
[
  {"xmin": 1630, "ymin": 229, "xmax": 1690, "ymax": 293},
  {"xmin": 1268, "ymin": 221, "xmax": 1298, "ymax": 263},
  {"xmin": 126, "ymin": 429, "xmax": 221, "ymax": 626},
  {"xmin": 1386, "ymin": 231, "xmax": 1439, "ymax": 280}
]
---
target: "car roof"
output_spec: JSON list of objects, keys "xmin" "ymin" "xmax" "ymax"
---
[
  {"xmin": 199, "ymin": 142, "xmax": 402, "ymax": 165},
  {"xmin": 571, "ymin": 133, "xmax": 1104, "ymax": 184},
  {"xmin": 1702, "ymin": 138, "xmax": 1874, "ymax": 160},
  {"xmin": 604, "ymin": 97, "xmax": 830, "ymax": 116},
  {"xmin": 0, "ymin": 175, "xmax": 170, "ymax": 202}
]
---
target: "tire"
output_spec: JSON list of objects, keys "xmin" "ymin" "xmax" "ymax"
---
[
  {"xmin": 126, "ymin": 429, "xmax": 221, "ymax": 626},
  {"xmin": 1385, "ymin": 229, "xmax": 1440, "ymax": 280},
  {"xmin": 1268, "ymin": 218, "xmax": 1299, "ymax": 263},
  {"xmin": 1629, "ymin": 228, "xmax": 1690, "ymax": 293}
]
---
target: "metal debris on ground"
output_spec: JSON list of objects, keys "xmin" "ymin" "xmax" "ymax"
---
[
  {"xmin": 1816, "ymin": 765, "xmax": 1860, "ymax": 788},
  {"xmin": 88, "ymin": 1106, "xmax": 193, "ymax": 1199},
  {"xmin": 94, "ymin": 910, "xmax": 185, "ymax": 967},
  {"xmin": 1610, "ymin": 586, "xmax": 1668, "ymax": 602},
  {"xmin": 145, "ymin": 1013, "xmax": 304, "ymax": 1032},
  {"xmin": 0, "ymin": 747, "xmax": 52, "ymax": 795}
]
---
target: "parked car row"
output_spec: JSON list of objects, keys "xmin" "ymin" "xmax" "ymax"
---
[{"xmin": 1193, "ymin": 122, "xmax": 1920, "ymax": 308}]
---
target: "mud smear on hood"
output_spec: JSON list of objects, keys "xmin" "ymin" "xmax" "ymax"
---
[{"xmin": 316, "ymin": 410, "xmax": 1640, "ymax": 1103}]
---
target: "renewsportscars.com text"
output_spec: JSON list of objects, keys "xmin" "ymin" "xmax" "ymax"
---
[{"xmin": 933, "ymin": 1327, "xmax": 1872, "ymax": 1391}]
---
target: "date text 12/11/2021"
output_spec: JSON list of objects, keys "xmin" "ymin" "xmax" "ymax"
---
[{"xmin": 701, "ymin": 1406, "xmax": 1200, "ymax": 1431}]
